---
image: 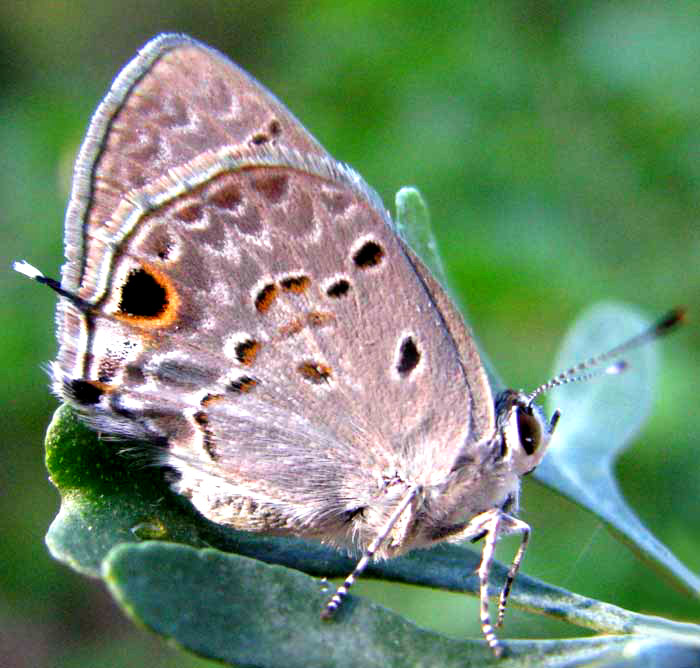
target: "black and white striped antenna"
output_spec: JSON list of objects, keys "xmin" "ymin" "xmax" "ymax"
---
[{"xmin": 525, "ymin": 307, "xmax": 686, "ymax": 406}]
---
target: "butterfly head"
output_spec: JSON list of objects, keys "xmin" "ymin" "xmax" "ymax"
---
[{"xmin": 495, "ymin": 390, "xmax": 560, "ymax": 476}]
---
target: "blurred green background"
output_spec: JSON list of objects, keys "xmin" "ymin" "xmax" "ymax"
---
[{"xmin": 3, "ymin": 2, "xmax": 699, "ymax": 666}]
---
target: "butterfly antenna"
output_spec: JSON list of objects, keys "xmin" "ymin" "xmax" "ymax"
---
[
  {"xmin": 525, "ymin": 307, "xmax": 686, "ymax": 405},
  {"xmin": 13, "ymin": 260, "xmax": 90, "ymax": 311}
]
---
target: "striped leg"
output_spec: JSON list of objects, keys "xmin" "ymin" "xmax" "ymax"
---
[
  {"xmin": 471, "ymin": 509, "xmax": 532, "ymax": 656},
  {"xmin": 476, "ymin": 511, "xmax": 505, "ymax": 657},
  {"xmin": 497, "ymin": 517, "xmax": 530, "ymax": 628},
  {"xmin": 321, "ymin": 485, "xmax": 419, "ymax": 619}
]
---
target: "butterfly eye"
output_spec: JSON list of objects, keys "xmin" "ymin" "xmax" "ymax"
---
[{"xmin": 517, "ymin": 407, "xmax": 542, "ymax": 456}]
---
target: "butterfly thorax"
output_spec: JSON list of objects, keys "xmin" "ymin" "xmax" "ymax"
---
[{"xmin": 387, "ymin": 387, "xmax": 555, "ymax": 555}]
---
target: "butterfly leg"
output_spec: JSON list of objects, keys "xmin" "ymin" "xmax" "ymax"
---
[
  {"xmin": 321, "ymin": 485, "xmax": 420, "ymax": 619},
  {"xmin": 496, "ymin": 516, "xmax": 530, "ymax": 627},
  {"xmin": 472, "ymin": 510, "xmax": 506, "ymax": 657},
  {"xmin": 462, "ymin": 508, "xmax": 531, "ymax": 657}
]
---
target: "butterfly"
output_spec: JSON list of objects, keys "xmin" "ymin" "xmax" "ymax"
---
[{"xmin": 15, "ymin": 34, "xmax": 683, "ymax": 657}]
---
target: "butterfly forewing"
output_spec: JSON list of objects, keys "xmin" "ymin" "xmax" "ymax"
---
[{"xmin": 61, "ymin": 34, "xmax": 328, "ymax": 299}]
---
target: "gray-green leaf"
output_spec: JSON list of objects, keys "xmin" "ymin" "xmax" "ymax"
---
[
  {"xmin": 537, "ymin": 302, "xmax": 700, "ymax": 597},
  {"xmin": 44, "ymin": 400, "xmax": 700, "ymax": 666}
]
